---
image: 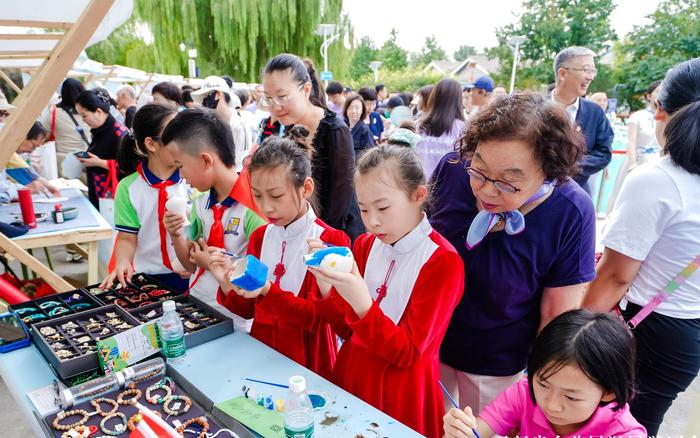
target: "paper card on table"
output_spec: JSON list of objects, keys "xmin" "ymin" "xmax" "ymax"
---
[
  {"xmin": 214, "ymin": 396, "xmax": 284, "ymax": 438},
  {"xmin": 96, "ymin": 322, "xmax": 161, "ymax": 374},
  {"xmin": 33, "ymin": 196, "xmax": 69, "ymax": 204}
]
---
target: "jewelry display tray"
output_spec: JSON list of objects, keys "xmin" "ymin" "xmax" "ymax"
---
[
  {"xmin": 9, "ymin": 289, "xmax": 103, "ymax": 326},
  {"xmin": 37, "ymin": 364, "xmax": 255, "ymax": 438},
  {"xmin": 84, "ymin": 273, "xmax": 185, "ymax": 310},
  {"xmin": 32, "ymin": 305, "xmax": 141, "ymax": 380},
  {"xmin": 128, "ymin": 295, "xmax": 234, "ymax": 349}
]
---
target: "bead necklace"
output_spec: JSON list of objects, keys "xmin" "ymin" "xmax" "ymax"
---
[{"xmin": 131, "ymin": 366, "xmax": 164, "ymax": 383}]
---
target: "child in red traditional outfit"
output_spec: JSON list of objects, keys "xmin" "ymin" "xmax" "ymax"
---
[
  {"xmin": 209, "ymin": 136, "xmax": 349, "ymax": 379},
  {"xmin": 307, "ymin": 145, "xmax": 465, "ymax": 438}
]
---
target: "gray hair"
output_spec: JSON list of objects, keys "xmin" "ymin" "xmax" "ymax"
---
[
  {"xmin": 116, "ymin": 85, "xmax": 136, "ymax": 100},
  {"xmin": 553, "ymin": 46, "xmax": 596, "ymax": 80}
]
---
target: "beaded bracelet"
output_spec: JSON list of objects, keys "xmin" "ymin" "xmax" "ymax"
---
[
  {"xmin": 40, "ymin": 300, "xmax": 62, "ymax": 309},
  {"xmin": 176, "ymin": 416, "xmax": 209, "ymax": 438},
  {"xmin": 100, "ymin": 412, "xmax": 127, "ymax": 436},
  {"xmin": 48, "ymin": 306, "xmax": 70, "ymax": 317},
  {"xmin": 60, "ymin": 425, "xmax": 91, "ymax": 438},
  {"xmin": 163, "ymin": 394, "xmax": 192, "ymax": 416},
  {"xmin": 52, "ymin": 409, "xmax": 89, "ymax": 431},
  {"xmin": 23, "ymin": 313, "xmax": 48, "ymax": 323},
  {"xmin": 117, "ymin": 385, "xmax": 142, "ymax": 405},
  {"xmin": 127, "ymin": 413, "xmax": 143, "ymax": 431},
  {"xmin": 14, "ymin": 307, "xmax": 37, "ymax": 315},
  {"xmin": 146, "ymin": 381, "xmax": 172, "ymax": 404},
  {"xmin": 70, "ymin": 302, "xmax": 92, "ymax": 311},
  {"xmin": 131, "ymin": 366, "xmax": 165, "ymax": 383},
  {"xmin": 90, "ymin": 397, "xmax": 119, "ymax": 416}
]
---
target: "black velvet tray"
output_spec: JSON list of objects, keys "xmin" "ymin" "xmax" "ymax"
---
[{"xmin": 42, "ymin": 372, "xmax": 224, "ymax": 437}]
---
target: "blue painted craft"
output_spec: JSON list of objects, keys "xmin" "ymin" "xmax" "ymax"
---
[
  {"xmin": 303, "ymin": 246, "xmax": 353, "ymax": 273},
  {"xmin": 230, "ymin": 255, "xmax": 269, "ymax": 291}
]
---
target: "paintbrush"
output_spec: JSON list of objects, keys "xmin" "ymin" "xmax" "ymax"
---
[{"xmin": 439, "ymin": 381, "xmax": 482, "ymax": 438}]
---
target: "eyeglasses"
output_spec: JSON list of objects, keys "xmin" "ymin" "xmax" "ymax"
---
[
  {"xmin": 465, "ymin": 167, "xmax": 521, "ymax": 194},
  {"xmin": 564, "ymin": 67, "xmax": 597, "ymax": 76},
  {"xmin": 259, "ymin": 83, "xmax": 306, "ymax": 108}
]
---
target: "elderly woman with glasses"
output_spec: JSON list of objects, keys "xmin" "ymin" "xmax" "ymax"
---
[{"xmin": 428, "ymin": 92, "xmax": 596, "ymax": 414}]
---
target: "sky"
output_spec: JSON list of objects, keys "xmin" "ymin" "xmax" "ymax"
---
[{"xmin": 342, "ymin": 0, "xmax": 661, "ymax": 58}]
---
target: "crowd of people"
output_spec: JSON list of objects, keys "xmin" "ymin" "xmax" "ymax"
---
[{"xmin": 2, "ymin": 46, "xmax": 699, "ymax": 438}]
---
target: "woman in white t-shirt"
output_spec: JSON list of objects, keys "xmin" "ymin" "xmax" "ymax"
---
[
  {"xmin": 627, "ymin": 80, "xmax": 662, "ymax": 166},
  {"xmin": 583, "ymin": 58, "xmax": 700, "ymax": 435}
]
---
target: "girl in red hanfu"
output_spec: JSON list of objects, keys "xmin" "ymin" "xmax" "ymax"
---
[
  {"xmin": 307, "ymin": 144, "xmax": 465, "ymax": 438},
  {"xmin": 209, "ymin": 136, "xmax": 349, "ymax": 380}
]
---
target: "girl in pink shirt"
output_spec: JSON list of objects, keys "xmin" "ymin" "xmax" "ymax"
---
[{"xmin": 444, "ymin": 310, "xmax": 646, "ymax": 438}]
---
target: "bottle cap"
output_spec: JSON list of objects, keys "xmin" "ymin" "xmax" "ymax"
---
[
  {"xmin": 54, "ymin": 203, "xmax": 62, "ymax": 211},
  {"xmin": 162, "ymin": 300, "xmax": 176, "ymax": 312},
  {"xmin": 288, "ymin": 375, "xmax": 306, "ymax": 393}
]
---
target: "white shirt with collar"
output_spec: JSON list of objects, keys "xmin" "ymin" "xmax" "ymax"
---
[
  {"xmin": 260, "ymin": 205, "xmax": 325, "ymax": 296},
  {"xmin": 364, "ymin": 215, "xmax": 438, "ymax": 324},
  {"xmin": 552, "ymin": 90, "xmax": 579, "ymax": 123}
]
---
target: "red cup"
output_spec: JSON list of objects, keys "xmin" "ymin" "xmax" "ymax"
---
[{"xmin": 17, "ymin": 189, "xmax": 37, "ymax": 228}]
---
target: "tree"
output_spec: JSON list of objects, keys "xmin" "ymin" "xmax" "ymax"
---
[
  {"xmin": 348, "ymin": 36, "xmax": 377, "ymax": 80},
  {"xmin": 453, "ymin": 45, "xmax": 477, "ymax": 61},
  {"xmin": 378, "ymin": 29, "xmax": 408, "ymax": 72},
  {"xmin": 415, "ymin": 35, "xmax": 447, "ymax": 66},
  {"xmin": 613, "ymin": 0, "xmax": 700, "ymax": 110},
  {"xmin": 488, "ymin": 0, "xmax": 616, "ymax": 89},
  {"xmin": 87, "ymin": 0, "xmax": 351, "ymax": 82}
]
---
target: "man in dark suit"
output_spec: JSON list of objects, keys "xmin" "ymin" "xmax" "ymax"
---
[{"xmin": 552, "ymin": 46, "xmax": 614, "ymax": 196}]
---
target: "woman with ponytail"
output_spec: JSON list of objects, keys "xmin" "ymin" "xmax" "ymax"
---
[
  {"xmin": 100, "ymin": 104, "xmax": 192, "ymax": 292},
  {"xmin": 260, "ymin": 54, "xmax": 364, "ymax": 240},
  {"xmin": 584, "ymin": 57, "xmax": 700, "ymax": 434}
]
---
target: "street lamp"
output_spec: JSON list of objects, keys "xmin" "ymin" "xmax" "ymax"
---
[
  {"xmin": 508, "ymin": 35, "xmax": 526, "ymax": 94},
  {"xmin": 316, "ymin": 23, "xmax": 339, "ymax": 88},
  {"xmin": 369, "ymin": 61, "xmax": 382, "ymax": 83}
]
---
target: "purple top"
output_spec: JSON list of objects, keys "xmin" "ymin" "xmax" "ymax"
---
[
  {"xmin": 429, "ymin": 152, "xmax": 596, "ymax": 375},
  {"xmin": 416, "ymin": 119, "xmax": 466, "ymax": 179}
]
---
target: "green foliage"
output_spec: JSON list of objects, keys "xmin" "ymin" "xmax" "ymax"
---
[
  {"xmin": 453, "ymin": 45, "xmax": 477, "ymax": 62},
  {"xmin": 378, "ymin": 29, "xmax": 409, "ymax": 72},
  {"xmin": 414, "ymin": 35, "xmax": 447, "ymax": 66},
  {"xmin": 613, "ymin": 0, "xmax": 700, "ymax": 110},
  {"xmin": 345, "ymin": 67, "xmax": 443, "ymax": 92},
  {"xmin": 348, "ymin": 36, "xmax": 377, "ymax": 80},
  {"xmin": 490, "ymin": 0, "xmax": 616, "ymax": 89},
  {"xmin": 88, "ymin": 0, "xmax": 350, "ymax": 83}
]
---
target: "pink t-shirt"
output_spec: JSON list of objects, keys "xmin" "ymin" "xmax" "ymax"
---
[{"xmin": 480, "ymin": 379, "xmax": 647, "ymax": 437}]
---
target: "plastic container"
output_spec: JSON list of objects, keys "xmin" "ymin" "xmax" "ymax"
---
[
  {"xmin": 60, "ymin": 372, "xmax": 123, "ymax": 408},
  {"xmin": 284, "ymin": 375, "xmax": 314, "ymax": 438},
  {"xmin": 158, "ymin": 300, "xmax": 186, "ymax": 363}
]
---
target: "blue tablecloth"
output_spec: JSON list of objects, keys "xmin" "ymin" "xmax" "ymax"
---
[
  {"xmin": 0, "ymin": 189, "xmax": 103, "ymax": 237},
  {"xmin": 0, "ymin": 331, "xmax": 422, "ymax": 437}
]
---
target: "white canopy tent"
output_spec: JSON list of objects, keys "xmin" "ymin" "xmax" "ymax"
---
[{"xmin": 0, "ymin": 0, "xmax": 132, "ymax": 292}]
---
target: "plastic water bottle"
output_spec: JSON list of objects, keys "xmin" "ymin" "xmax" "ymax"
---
[
  {"xmin": 158, "ymin": 300, "xmax": 186, "ymax": 364},
  {"xmin": 284, "ymin": 376, "xmax": 314, "ymax": 438}
]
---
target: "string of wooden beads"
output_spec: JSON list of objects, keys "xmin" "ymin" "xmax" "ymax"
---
[
  {"xmin": 90, "ymin": 397, "xmax": 119, "ymax": 416},
  {"xmin": 163, "ymin": 394, "xmax": 192, "ymax": 416},
  {"xmin": 176, "ymin": 416, "xmax": 209, "ymax": 438},
  {"xmin": 52, "ymin": 409, "xmax": 89, "ymax": 431},
  {"xmin": 131, "ymin": 366, "xmax": 164, "ymax": 383},
  {"xmin": 116, "ymin": 384, "xmax": 142, "ymax": 405}
]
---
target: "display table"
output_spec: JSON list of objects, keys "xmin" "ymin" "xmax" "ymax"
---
[
  {"xmin": 0, "ymin": 188, "xmax": 113, "ymax": 285},
  {"xmin": 0, "ymin": 331, "xmax": 423, "ymax": 437}
]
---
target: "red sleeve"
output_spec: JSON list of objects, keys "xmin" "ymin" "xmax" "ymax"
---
[
  {"xmin": 345, "ymin": 246, "xmax": 465, "ymax": 367},
  {"xmin": 312, "ymin": 232, "xmax": 373, "ymax": 339},
  {"xmin": 216, "ymin": 225, "xmax": 267, "ymax": 319},
  {"xmin": 257, "ymin": 226, "xmax": 351, "ymax": 332}
]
